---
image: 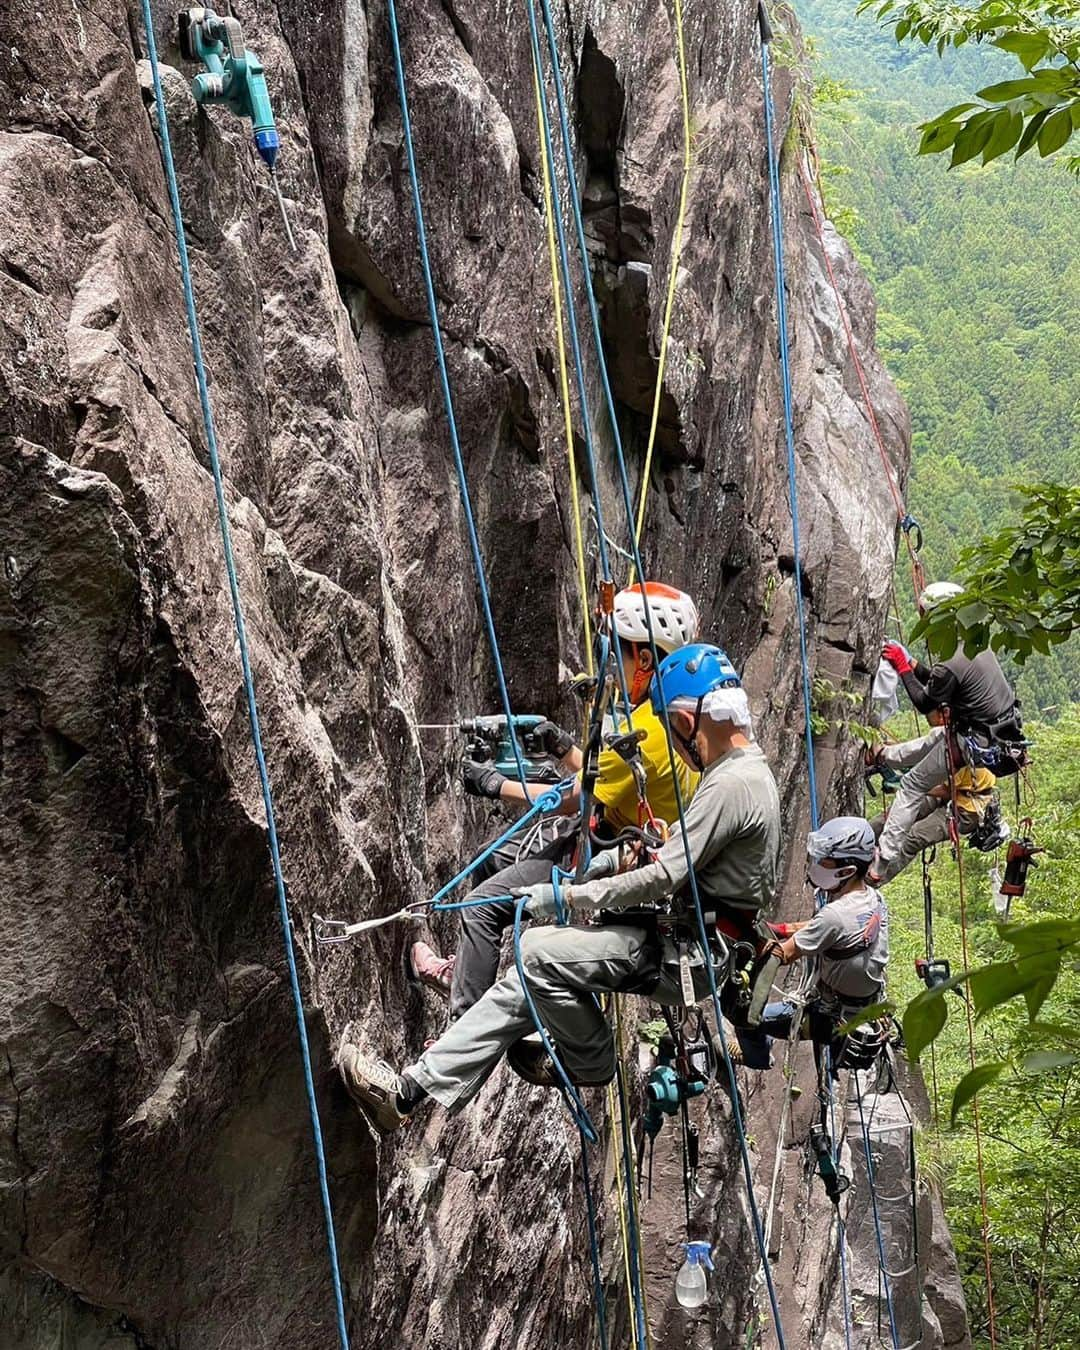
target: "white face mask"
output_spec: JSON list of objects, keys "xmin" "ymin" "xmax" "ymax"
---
[{"xmin": 808, "ymin": 861, "xmax": 857, "ymax": 892}]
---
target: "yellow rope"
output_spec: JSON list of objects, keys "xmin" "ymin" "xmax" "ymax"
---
[
  {"xmin": 614, "ymin": 1000, "xmax": 655, "ymax": 1350},
  {"xmin": 531, "ymin": 54, "xmax": 593, "ymax": 673},
  {"xmin": 630, "ymin": 0, "xmax": 694, "ymax": 570}
]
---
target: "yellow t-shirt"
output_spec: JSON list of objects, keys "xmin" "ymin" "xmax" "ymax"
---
[
  {"xmin": 954, "ymin": 765, "xmax": 996, "ymax": 815},
  {"xmin": 593, "ymin": 701, "xmax": 699, "ymax": 832}
]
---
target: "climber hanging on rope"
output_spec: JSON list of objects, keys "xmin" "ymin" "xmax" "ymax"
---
[
  {"xmin": 337, "ymin": 643, "xmax": 781, "ymax": 1134},
  {"xmin": 734, "ymin": 817, "xmax": 890, "ymax": 1073},
  {"xmin": 868, "ymin": 580, "xmax": 1024, "ymax": 887},
  {"xmin": 865, "ymin": 710, "xmax": 1006, "ymax": 883},
  {"xmin": 409, "ymin": 581, "xmax": 701, "ymax": 1017}
]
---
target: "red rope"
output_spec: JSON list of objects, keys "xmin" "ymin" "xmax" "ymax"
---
[
  {"xmin": 946, "ymin": 729, "xmax": 999, "ymax": 1347},
  {"xmin": 797, "ymin": 157, "xmax": 926, "ymax": 605}
]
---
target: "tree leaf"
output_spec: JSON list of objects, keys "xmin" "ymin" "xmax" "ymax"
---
[
  {"xmin": 903, "ymin": 986, "xmax": 949, "ymax": 1061},
  {"xmin": 997, "ymin": 918, "xmax": 1080, "ymax": 955},
  {"xmin": 836, "ymin": 1001, "xmax": 895, "ymax": 1036},
  {"xmin": 1016, "ymin": 108, "xmax": 1051, "ymax": 158},
  {"xmin": 951, "ymin": 118, "xmax": 996, "ymax": 167},
  {"xmin": 951, "ymin": 1062, "xmax": 1007, "ymax": 1126},
  {"xmin": 982, "ymin": 108, "xmax": 1024, "ymax": 163},
  {"xmin": 969, "ymin": 954, "xmax": 1060, "ymax": 1020},
  {"xmin": 1038, "ymin": 107, "xmax": 1074, "ymax": 157},
  {"xmin": 993, "ymin": 33, "xmax": 1051, "ymax": 70},
  {"xmin": 976, "ymin": 78, "xmax": 1040, "ymax": 102},
  {"xmin": 1021, "ymin": 1050, "xmax": 1079, "ymax": 1075}
]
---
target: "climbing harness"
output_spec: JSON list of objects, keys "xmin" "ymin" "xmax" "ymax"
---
[
  {"xmin": 176, "ymin": 7, "xmax": 297, "ymax": 254},
  {"xmin": 135, "ymin": 7, "xmax": 348, "ymax": 1344}
]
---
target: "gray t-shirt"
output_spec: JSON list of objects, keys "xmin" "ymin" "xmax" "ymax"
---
[
  {"xmin": 571, "ymin": 745, "xmax": 781, "ymax": 914},
  {"xmin": 795, "ymin": 886, "xmax": 889, "ymax": 1000}
]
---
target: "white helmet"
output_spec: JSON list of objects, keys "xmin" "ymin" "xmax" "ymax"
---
[
  {"xmin": 918, "ymin": 581, "xmax": 963, "ymax": 613},
  {"xmin": 613, "ymin": 582, "xmax": 699, "ymax": 654}
]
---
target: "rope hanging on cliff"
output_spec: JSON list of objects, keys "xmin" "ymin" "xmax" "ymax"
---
[
  {"xmin": 384, "ymin": 3, "xmax": 621, "ymax": 1337},
  {"xmin": 945, "ymin": 742, "xmax": 1000, "ymax": 1348},
  {"xmin": 383, "ymin": 0, "xmax": 531, "ymax": 788},
  {"xmin": 134, "ymin": 7, "xmax": 350, "ymax": 1346},
  {"xmin": 796, "ymin": 157, "xmax": 926, "ymax": 609},
  {"xmin": 527, "ymin": 6, "xmax": 789, "ymax": 1338},
  {"xmin": 630, "ymin": 0, "xmax": 694, "ymax": 562},
  {"xmin": 758, "ymin": 10, "xmax": 855, "ymax": 1346},
  {"xmin": 531, "ymin": 57, "xmax": 594, "ymax": 674}
]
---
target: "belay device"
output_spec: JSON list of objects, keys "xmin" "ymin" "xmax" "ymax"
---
[{"xmin": 177, "ymin": 7, "xmax": 298, "ymax": 254}]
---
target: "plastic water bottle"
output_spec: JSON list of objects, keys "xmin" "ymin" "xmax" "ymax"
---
[{"xmin": 675, "ymin": 1241, "xmax": 714, "ymax": 1309}]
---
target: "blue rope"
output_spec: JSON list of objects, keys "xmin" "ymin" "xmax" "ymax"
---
[
  {"xmin": 135, "ymin": 7, "xmax": 349, "ymax": 1344},
  {"xmin": 857, "ymin": 1087, "xmax": 902, "ymax": 1349},
  {"xmin": 578, "ymin": 1134, "xmax": 611, "ymax": 1350},
  {"xmin": 533, "ymin": 0, "xmax": 642, "ymax": 560},
  {"xmin": 760, "ymin": 37, "xmax": 819, "ymax": 824},
  {"xmin": 385, "ymin": 0, "xmax": 527, "ymax": 787},
  {"xmin": 530, "ymin": 11, "xmax": 790, "ymax": 1340},
  {"xmin": 761, "ymin": 31, "xmax": 856, "ymax": 1346},
  {"xmin": 426, "ymin": 781, "xmax": 570, "ymax": 908}
]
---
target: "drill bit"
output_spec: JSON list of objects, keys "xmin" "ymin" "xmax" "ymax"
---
[{"xmin": 269, "ymin": 168, "xmax": 299, "ymax": 256}]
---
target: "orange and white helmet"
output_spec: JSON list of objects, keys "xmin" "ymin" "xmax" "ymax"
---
[{"xmin": 613, "ymin": 582, "xmax": 699, "ymax": 654}]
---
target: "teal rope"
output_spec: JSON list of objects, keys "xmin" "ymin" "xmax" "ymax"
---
[
  {"xmin": 135, "ymin": 6, "xmax": 349, "ymax": 1344},
  {"xmin": 384, "ymin": 0, "xmax": 528, "ymax": 787}
]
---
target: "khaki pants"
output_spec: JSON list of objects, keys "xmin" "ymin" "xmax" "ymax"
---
[
  {"xmin": 408, "ymin": 923, "xmax": 715, "ymax": 1109},
  {"xmin": 870, "ymin": 796, "xmax": 980, "ymax": 883}
]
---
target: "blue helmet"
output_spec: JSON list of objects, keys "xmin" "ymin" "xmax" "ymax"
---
[{"xmin": 649, "ymin": 643, "xmax": 741, "ymax": 713}]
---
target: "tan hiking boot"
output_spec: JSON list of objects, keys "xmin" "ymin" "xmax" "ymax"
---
[{"xmin": 337, "ymin": 1033, "xmax": 407, "ymax": 1135}]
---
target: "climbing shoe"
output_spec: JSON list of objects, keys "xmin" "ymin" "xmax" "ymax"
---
[
  {"xmin": 337, "ymin": 1033, "xmax": 407, "ymax": 1135},
  {"xmin": 506, "ymin": 1036, "xmax": 613, "ymax": 1088},
  {"xmin": 409, "ymin": 941, "xmax": 455, "ymax": 998}
]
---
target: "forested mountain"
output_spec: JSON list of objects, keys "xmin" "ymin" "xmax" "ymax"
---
[{"xmin": 800, "ymin": 0, "xmax": 1080, "ymax": 712}]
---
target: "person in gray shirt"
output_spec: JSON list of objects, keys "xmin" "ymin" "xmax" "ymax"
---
[
  {"xmin": 335, "ymin": 644, "xmax": 783, "ymax": 1136},
  {"xmin": 735, "ymin": 817, "xmax": 889, "ymax": 1071}
]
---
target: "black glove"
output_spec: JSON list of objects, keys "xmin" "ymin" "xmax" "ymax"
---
[
  {"xmin": 462, "ymin": 755, "xmax": 506, "ymax": 799},
  {"xmin": 534, "ymin": 719, "xmax": 575, "ymax": 759}
]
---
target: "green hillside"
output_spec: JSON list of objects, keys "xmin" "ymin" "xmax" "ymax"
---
[{"xmin": 799, "ymin": 0, "xmax": 1080, "ymax": 712}]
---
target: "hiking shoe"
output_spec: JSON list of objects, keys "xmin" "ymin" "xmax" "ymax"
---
[
  {"xmin": 504, "ymin": 1036, "xmax": 612, "ymax": 1090},
  {"xmin": 506, "ymin": 1036, "xmax": 613, "ymax": 1088},
  {"xmin": 409, "ymin": 941, "xmax": 455, "ymax": 998},
  {"xmin": 337, "ymin": 1033, "xmax": 407, "ymax": 1135}
]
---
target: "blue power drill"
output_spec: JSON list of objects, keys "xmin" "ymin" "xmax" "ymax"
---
[{"xmin": 177, "ymin": 7, "xmax": 298, "ymax": 253}]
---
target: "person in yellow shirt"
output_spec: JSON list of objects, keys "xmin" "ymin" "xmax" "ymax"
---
[
  {"xmin": 411, "ymin": 583, "xmax": 700, "ymax": 1021},
  {"xmin": 867, "ymin": 711, "xmax": 998, "ymax": 884}
]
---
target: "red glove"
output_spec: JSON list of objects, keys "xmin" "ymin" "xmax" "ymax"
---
[{"xmin": 882, "ymin": 641, "xmax": 913, "ymax": 675}]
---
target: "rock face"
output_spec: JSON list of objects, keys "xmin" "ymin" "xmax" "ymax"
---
[{"xmin": 0, "ymin": 0, "xmax": 964, "ymax": 1347}]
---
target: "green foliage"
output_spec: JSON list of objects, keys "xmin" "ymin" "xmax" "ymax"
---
[
  {"xmin": 856, "ymin": 1, "xmax": 1080, "ymax": 166},
  {"xmin": 877, "ymin": 707, "xmax": 1080, "ymax": 1344},
  {"xmin": 916, "ymin": 484, "xmax": 1080, "ymax": 663},
  {"xmin": 801, "ymin": 0, "xmax": 1080, "ymax": 712}
]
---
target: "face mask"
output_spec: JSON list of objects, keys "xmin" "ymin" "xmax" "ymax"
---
[{"xmin": 808, "ymin": 861, "xmax": 857, "ymax": 892}]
